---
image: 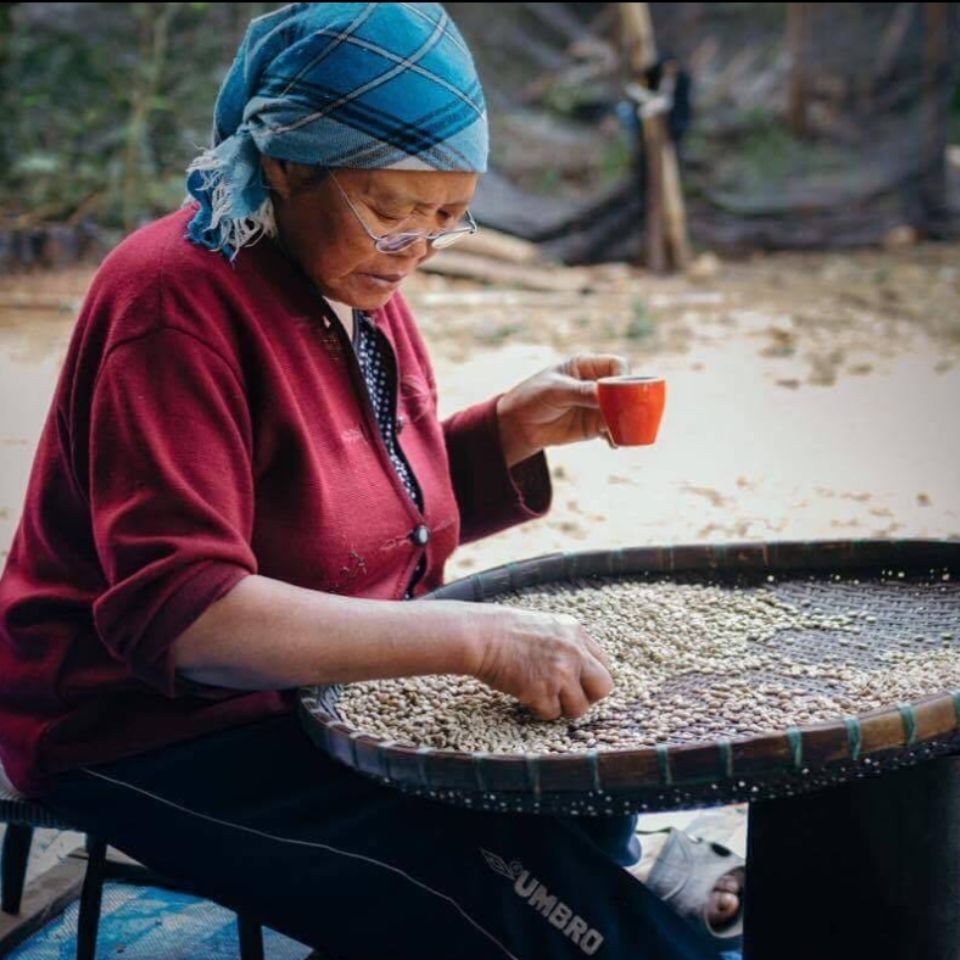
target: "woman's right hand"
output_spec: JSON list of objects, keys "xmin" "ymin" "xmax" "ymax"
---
[{"xmin": 468, "ymin": 606, "xmax": 614, "ymax": 720}]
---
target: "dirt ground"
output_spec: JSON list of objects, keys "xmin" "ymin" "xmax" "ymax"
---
[
  {"xmin": 1, "ymin": 243, "xmax": 958, "ymax": 862},
  {"xmin": 409, "ymin": 244, "xmax": 960, "ymax": 579},
  {"xmin": 3, "ymin": 243, "xmax": 958, "ymax": 567}
]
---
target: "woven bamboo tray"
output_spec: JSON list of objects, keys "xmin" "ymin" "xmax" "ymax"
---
[{"xmin": 299, "ymin": 539, "xmax": 960, "ymax": 815}]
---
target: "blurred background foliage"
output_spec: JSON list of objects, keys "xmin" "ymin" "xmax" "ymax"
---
[
  {"xmin": 1, "ymin": 2, "xmax": 958, "ymax": 257},
  {"xmin": 1, "ymin": 2, "xmax": 276, "ymax": 232}
]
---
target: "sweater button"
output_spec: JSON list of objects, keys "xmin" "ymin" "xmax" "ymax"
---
[{"xmin": 410, "ymin": 524, "xmax": 430, "ymax": 546}]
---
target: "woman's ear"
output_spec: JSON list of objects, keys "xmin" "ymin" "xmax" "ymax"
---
[{"xmin": 261, "ymin": 155, "xmax": 293, "ymax": 199}]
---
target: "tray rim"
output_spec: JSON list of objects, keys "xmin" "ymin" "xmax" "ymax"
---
[{"xmin": 298, "ymin": 538, "xmax": 960, "ymax": 798}]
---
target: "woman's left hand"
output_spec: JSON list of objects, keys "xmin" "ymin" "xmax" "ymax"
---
[{"xmin": 496, "ymin": 354, "xmax": 628, "ymax": 467}]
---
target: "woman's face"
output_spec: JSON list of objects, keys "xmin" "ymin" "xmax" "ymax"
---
[{"xmin": 262, "ymin": 159, "xmax": 479, "ymax": 311}]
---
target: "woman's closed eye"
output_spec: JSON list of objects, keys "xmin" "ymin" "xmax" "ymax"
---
[
  {"xmin": 368, "ymin": 200, "xmax": 469, "ymax": 233},
  {"xmin": 373, "ymin": 210, "xmax": 407, "ymax": 225}
]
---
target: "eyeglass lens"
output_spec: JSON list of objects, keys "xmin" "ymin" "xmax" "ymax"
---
[{"xmin": 376, "ymin": 228, "xmax": 470, "ymax": 254}]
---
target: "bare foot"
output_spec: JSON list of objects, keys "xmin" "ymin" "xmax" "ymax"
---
[
  {"xmin": 629, "ymin": 830, "xmax": 745, "ymax": 937},
  {"xmin": 706, "ymin": 868, "xmax": 744, "ymax": 932}
]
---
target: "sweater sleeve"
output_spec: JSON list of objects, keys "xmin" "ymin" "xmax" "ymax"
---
[
  {"xmin": 443, "ymin": 395, "xmax": 552, "ymax": 546},
  {"xmin": 88, "ymin": 328, "xmax": 257, "ymax": 696}
]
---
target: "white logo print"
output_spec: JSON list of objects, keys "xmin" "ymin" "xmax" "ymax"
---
[{"xmin": 480, "ymin": 849, "xmax": 604, "ymax": 956}]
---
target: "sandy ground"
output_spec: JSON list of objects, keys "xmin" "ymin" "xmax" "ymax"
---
[
  {"xmin": 409, "ymin": 246, "xmax": 960, "ymax": 581},
  {"xmin": 1, "ymin": 245, "xmax": 958, "ymax": 869},
  {"xmin": 2, "ymin": 245, "xmax": 958, "ymax": 563}
]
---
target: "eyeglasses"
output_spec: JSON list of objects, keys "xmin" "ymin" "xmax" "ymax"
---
[{"xmin": 329, "ymin": 172, "xmax": 478, "ymax": 255}]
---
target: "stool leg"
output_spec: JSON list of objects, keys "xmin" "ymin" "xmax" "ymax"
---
[
  {"xmin": 1, "ymin": 824, "xmax": 34, "ymax": 914},
  {"xmin": 237, "ymin": 914, "xmax": 264, "ymax": 960},
  {"xmin": 76, "ymin": 836, "xmax": 107, "ymax": 960}
]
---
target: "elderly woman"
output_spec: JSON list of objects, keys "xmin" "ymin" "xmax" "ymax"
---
[{"xmin": 0, "ymin": 5, "xmax": 740, "ymax": 958}]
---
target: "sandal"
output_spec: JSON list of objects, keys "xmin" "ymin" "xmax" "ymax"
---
[{"xmin": 630, "ymin": 828, "xmax": 745, "ymax": 942}]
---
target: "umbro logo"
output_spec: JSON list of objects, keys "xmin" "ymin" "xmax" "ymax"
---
[{"xmin": 480, "ymin": 849, "xmax": 604, "ymax": 955}]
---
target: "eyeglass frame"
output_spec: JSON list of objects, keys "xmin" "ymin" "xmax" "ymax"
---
[{"xmin": 328, "ymin": 171, "xmax": 478, "ymax": 254}]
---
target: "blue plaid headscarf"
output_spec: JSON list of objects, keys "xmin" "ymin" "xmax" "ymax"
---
[{"xmin": 186, "ymin": 3, "xmax": 488, "ymax": 257}]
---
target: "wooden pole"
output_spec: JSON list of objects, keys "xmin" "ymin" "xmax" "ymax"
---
[
  {"xmin": 641, "ymin": 112, "xmax": 668, "ymax": 273},
  {"xmin": 874, "ymin": 3, "xmax": 916, "ymax": 89},
  {"xmin": 660, "ymin": 137, "xmax": 691, "ymax": 268},
  {"xmin": 620, "ymin": 1, "xmax": 657, "ymax": 72},
  {"xmin": 619, "ymin": 2, "xmax": 689, "ymax": 273},
  {"xmin": 786, "ymin": 3, "xmax": 810, "ymax": 139},
  {"xmin": 919, "ymin": 2, "xmax": 950, "ymax": 236}
]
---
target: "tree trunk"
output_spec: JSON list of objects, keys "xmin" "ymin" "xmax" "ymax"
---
[
  {"xmin": 121, "ymin": 3, "xmax": 175, "ymax": 230},
  {"xmin": 0, "ymin": 3, "xmax": 19, "ymax": 180}
]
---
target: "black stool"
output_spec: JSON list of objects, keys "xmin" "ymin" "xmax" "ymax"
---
[{"xmin": 1, "ymin": 784, "xmax": 265, "ymax": 960}]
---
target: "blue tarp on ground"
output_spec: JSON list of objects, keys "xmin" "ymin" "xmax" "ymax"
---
[
  {"xmin": 9, "ymin": 883, "xmax": 312, "ymax": 959},
  {"xmin": 8, "ymin": 880, "xmax": 743, "ymax": 959}
]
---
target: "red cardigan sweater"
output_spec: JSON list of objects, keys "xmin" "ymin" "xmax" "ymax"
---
[{"xmin": 0, "ymin": 208, "xmax": 550, "ymax": 794}]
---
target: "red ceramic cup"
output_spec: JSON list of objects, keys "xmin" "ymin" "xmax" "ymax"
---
[{"xmin": 596, "ymin": 375, "xmax": 667, "ymax": 446}]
